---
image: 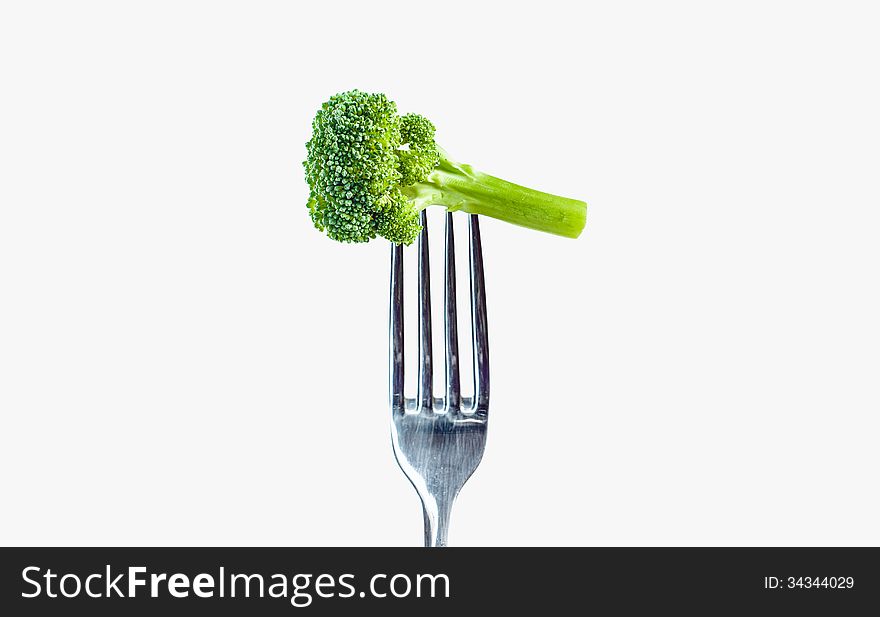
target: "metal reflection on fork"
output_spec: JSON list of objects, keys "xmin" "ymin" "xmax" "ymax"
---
[{"xmin": 389, "ymin": 211, "xmax": 489, "ymax": 547}]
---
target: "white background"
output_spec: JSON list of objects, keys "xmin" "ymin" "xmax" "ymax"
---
[{"xmin": 1, "ymin": 1, "xmax": 878, "ymax": 546}]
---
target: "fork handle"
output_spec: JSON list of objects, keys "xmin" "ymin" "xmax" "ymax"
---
[{"xmin": 422, "ymin": 499, "xmax": 453, "ymax": 547}]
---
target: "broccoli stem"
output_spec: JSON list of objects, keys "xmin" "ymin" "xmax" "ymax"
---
[{"xmin": 402, "ymin": 153, "xmax": 587, "ymax": 238}]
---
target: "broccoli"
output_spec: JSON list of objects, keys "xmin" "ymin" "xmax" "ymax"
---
[{"xmin": 304, "ymin": 89, "xmax": 588, "ymax": 244}]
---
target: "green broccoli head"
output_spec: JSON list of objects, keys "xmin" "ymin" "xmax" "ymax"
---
[
  {"xmin": 304, "ymin": 90, "xmax": 439, "ymax": 244},
  {"xmin": 305, "ymin": 90, "xmax": 588, "ymax": 245}
]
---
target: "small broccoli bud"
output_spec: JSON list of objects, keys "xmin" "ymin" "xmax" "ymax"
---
[
  {"xmin": 373, "ymin": 190, "xmax": 422, "ymax": 245},
  {"xmin": 398, "ymin": 113, "xmax": 440, "ymax": 186}
]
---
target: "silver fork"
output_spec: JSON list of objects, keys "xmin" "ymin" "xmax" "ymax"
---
[{"xmin": 389, "ymin": 211, "xmax": 490, "ymax": 547}]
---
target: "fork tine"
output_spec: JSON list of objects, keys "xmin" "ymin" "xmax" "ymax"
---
[
  {"xmin": 417, "ymin": 210, "xmax": 433, "ymax": 410},
  {"xmin": 389, "ymin": 242, "xmax": 405, "ymax": 414},
  {"xmin": 468, "ymin": 215, "xmax": 489, "ymax": 414},
  {"xmin": 444, "ymin": 212, "xmax": 461, "ymax": 411}
]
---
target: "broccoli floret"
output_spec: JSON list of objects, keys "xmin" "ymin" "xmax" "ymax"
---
[{"xmin": 304, "ymin": 90, "xmax": 587, "ymax": 244}]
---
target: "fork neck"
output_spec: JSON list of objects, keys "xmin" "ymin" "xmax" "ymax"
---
[{"xmin": 422, "ymin": 498, "xmax": 454, "ymax": 548}]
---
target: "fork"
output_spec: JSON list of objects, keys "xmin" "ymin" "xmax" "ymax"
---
[{"xmin": 389, "ymin": 211, "xmax": 490, "ymax": 548}]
